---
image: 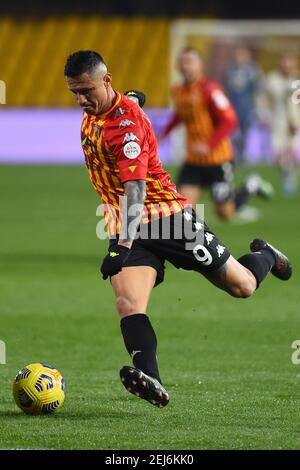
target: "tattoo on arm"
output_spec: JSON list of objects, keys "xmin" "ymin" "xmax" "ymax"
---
[{"xmin": 119, "ymin": 179, "xmax": 146, "ymax": 247}]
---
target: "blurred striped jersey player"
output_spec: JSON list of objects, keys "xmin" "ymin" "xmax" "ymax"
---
[{"xmin": 160, "ymin": 47, "xmax": 273, "ymax": 221}]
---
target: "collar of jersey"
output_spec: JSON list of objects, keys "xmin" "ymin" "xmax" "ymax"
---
[
  {"xmin": 184, "ymin": 76, "xmax": 205, "ymax": 88},
  {"xmin": 97, "ymin": 91, "xmax": 122, "ymax": 120}
]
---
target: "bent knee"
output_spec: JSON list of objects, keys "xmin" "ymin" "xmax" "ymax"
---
[
  {"xmin": 228, "ymin": 278, "xmax": 257, "ymax": 298},
  {"xmin": 215, "ymin": 204, "xmax": 235, "ymax": 221},
  {"xmin": 217, "ymin": 211, "xmax": 234, "ymax": 221},
  {"xmin": 116, "ymin": 295, "xmax": 143, "ymax": 316}
]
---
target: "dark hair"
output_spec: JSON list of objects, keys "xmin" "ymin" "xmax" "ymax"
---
[{"xmin": 64, "ymin": 50, "xmax": 106, "ymax": 77}]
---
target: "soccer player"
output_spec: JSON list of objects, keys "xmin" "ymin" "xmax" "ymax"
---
[
  {"xmin": 64, "ymin": 50, "xmax": 292, "ymax": 408},
  {"xmin": 159, "ymin": 47, "xmax": 273, "ymax": 221},
  {"xmin": 223, "ymin": 46, "xmax": 263, "ymax": 164},
  {"xmin": 256, "ymin": 52, "xmax": 300, "ymax": 196}
]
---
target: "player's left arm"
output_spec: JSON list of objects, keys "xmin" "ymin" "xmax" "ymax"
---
[{"xmin": 205, "ymin": 83, "xmax": 238, "ymax": 149}]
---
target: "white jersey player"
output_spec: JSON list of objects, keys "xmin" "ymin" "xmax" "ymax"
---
[{"xmin": 257, "ymin": 53, "xmax": 300, "ymax": 195}]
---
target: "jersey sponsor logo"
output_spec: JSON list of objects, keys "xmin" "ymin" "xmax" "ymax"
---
[
  {"xmin": 123, "ymin": 141, "xmax": 141, "ymax": 159},
  {"xmin": 123, "ymin": 132, "xmax": 140, "ymax": 143},
  {"xmin": 211, "ymin": 89, "xmax": 230, "ymax": 110},
  {"xmin": 119, "ymin": 119, "xmax": 135, "ymax": 128}
]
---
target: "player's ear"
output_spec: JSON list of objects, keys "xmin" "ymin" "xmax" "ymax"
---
[{"xmin": 103, "ymin": 73, "xmax": 112, "ymax": 88}]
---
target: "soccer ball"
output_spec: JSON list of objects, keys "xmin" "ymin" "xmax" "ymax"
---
[{"xmin": 13, "ymin": 363, "xmax": 66, "ymax": 415}]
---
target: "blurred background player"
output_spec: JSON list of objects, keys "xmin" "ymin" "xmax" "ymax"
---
[
  {"xmin": 159, "ymin": 47, "xmax": 273, "ymax": 221},
  {"xmin": 223, "ymin": 46, "xmax": 263, "ymax": 164},
  {"xmin": 256, "ymin": 52, "xmax": 300, "ymax": 196}
]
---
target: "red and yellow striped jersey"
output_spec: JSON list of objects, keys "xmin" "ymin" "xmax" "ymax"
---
[
  {"xmin": 170, "ymin": 77, "xmax": 237, "ymax": 165},
  {"xmin": 81, "ymin": 91, "xmax": 187, "ymax": 235}
]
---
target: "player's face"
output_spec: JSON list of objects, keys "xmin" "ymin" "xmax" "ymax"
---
[
  {"xmin": 234, "ymin": 47, "xmax": 252, "ymax": 65},
  {"xmin": 178, "ymin": 52, "xmax": 203, "ymax": 83},
  {"xmin": 279, "ymin": 55, "xmax": 298, "ymax": 77},
  {"xmin": 66, "ymin": 71, "xmax": 113, "ymax": 115}
]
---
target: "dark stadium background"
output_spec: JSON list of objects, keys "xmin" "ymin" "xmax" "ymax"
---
[{"xmin": 1, "ymin": 0, "xmax": 300, "ymax": 18}]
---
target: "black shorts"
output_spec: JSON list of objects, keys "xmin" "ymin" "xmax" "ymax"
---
[
  {"xmin": 109, "ymin": 209, "xmax": 230, "ymax": 287},
  {"xmin": 177, "ymin": 162, "xmax": 234, "ymax": 203}
]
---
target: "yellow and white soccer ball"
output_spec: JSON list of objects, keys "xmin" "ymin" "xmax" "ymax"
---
[{"xmin": 13, "ymin": 363, "xmax": 66, "ymax": 415}]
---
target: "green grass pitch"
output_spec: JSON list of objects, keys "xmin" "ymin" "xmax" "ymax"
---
[{"xmin": 0, "ymin": 164, "xmax": 299, "ymax": 450}]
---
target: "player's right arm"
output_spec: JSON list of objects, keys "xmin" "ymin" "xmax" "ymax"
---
[
  {"xmin": 100, "ymin": 107, "xmax": 149, "ymax": 280},
  {"xmin": 119, "ymin": 179, "xmax": 146, "ymax": 248},
  {"xmin": 158, "ymin": 112, "xmax": 181, "ymax": 140},
  {"xmin": 100, "ymin": 178, "xmax": 146, "ymax": 280},
  {"xmin": 204, "ymin": 82, "xmax": 238, "ymax": 148}
]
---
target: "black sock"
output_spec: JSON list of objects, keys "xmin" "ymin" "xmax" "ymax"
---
[
  {"xmin": 234, "ymin": 185, "xmax": 251, "ymax": 210},
  {"xmin": 120, "ymin": 314, "xmax": 161, "ymax": 383},
  {"xmin": 238, "ymin": 249, "xmax": 276, "ymax": 288}
]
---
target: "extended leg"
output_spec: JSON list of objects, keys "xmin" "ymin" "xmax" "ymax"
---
[
  {"xmin": 111, "ymin": 266, "xmax": 170, "ymax": 407},
  {"xmin": 178, "ymin": 184, "xmax": 201, "ymax": 209},
  {"xmin": 214, "ymin": 200, "xmax": 236, "ymax": 221},
  {"xmin": 207, "ymin": 239, "xmax": 292, "ymax": 297},
  {"xmin": 206, "ymin": 255, "xmax": 258, "ymax": 298}
]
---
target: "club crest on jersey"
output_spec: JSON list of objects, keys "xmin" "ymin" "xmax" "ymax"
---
[
  {"xmin": 119, "ymin": 119, "xmax": 135, "ymax": 128},
  {"xmin": 123, "ymin": 132, "xmax": 139, "ymax": 143},
  {"xmin": 123, "ymin": 141, "xmax": 141, "ymax": 159}
]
